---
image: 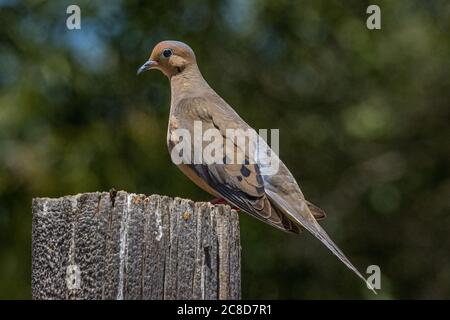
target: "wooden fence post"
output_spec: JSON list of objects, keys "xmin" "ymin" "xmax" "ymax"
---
[{"xmin": 31, "ymin": 191, "xmax": 241, "ymax": 300}]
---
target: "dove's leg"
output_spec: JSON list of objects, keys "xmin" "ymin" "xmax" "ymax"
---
[
  {"xmin": 210, "ymin": 198, "xmax": 241, "ymax": 211},
  {"xmin": 210, "ymin": 198, "xmax": 226, "ymax": 205}
]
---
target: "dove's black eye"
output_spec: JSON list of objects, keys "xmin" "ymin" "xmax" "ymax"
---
[{"xmin": 162, "ymin": 49, "xmax": 172, "ymax": 58}]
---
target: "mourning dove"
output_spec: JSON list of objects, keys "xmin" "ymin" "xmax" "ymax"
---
[{"xmin": 138, "ymin": 40, "xmax": 376, "ymax": 293}]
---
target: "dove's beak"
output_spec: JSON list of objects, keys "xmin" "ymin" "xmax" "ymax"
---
[{"xmin": 137, "ymin": 60, "xmax": 158, "ymax": 75}]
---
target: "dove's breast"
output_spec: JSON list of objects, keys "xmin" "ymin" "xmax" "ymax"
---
[
  {"xmin": 165, "ymin": 103, "xmax": 222, "ymax": 198},
  {"xmin": 166, "ymin": 115, "xmax": 220, "ymax": 197}
]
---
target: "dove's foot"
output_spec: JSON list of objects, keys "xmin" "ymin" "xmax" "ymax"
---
[
  {"xmin": 210, "ymin": 198, "xmax": 227, "ymax": 205},
  {"xmin": 209, "ymin": 198, "xmax": 240, "ymax": 211}
]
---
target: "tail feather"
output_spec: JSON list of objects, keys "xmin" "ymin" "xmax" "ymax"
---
[
  {"xmin": 266, "ymin": 189, "xmax": 377, "ymax": 294},
  {"xmin": 302, "ymin": 220, "xmax": 377, "ymax": 295}
]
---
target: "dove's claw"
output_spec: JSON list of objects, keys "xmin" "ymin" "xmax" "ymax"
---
[
  {"xmin": 210, "ymin": 198, "xmax": 240, "ymax": 211},
  {"xmin": 210, "ymin": 198, "xmax": 226, "ymax": 205}
]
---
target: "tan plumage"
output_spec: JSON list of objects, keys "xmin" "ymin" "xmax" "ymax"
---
[{"xmin": 138, "ymin": 40, "xmax": 376, "ymax": 293}]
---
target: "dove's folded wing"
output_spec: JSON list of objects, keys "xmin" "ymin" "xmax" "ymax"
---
[
  {"xmin": 188, "ymin": 162, "xmax": 300, "ymax": 233},
  {"xmin": 176, "ymin": 96, "xmax": 300, "ymax": 233}
]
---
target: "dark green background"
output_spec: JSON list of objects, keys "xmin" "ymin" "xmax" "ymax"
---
[{"xmin": 1, "ymin": 0, "xmax": 449, "ymax": 299}]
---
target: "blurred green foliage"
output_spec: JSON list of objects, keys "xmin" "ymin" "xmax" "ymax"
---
[{"xmin": 1, "ymin": 0, "xmax": 449, "ymax": 299}]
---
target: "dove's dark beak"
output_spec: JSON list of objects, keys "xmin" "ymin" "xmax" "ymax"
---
[{"xmin": 137, "ymin": 60, "xmax": 158, "ymax": 75}]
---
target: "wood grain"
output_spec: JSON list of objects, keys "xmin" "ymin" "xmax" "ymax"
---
[{"xmin": 32, "ymin": 191, "xmax": 241, "ymax": 300}]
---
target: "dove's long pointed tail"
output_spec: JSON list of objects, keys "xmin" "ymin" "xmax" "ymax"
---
[
  {"xmin": 266, "ymin": 189, "xmax": 377, "ymax": 294},
  {"xmin": 303, "ymin": 220, "xmax": 377, "ymax": 295}
]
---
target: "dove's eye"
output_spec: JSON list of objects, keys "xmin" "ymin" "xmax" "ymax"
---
[{"xmin": 162, "ymin": 49, "xmax": 172, "ymax": 58}]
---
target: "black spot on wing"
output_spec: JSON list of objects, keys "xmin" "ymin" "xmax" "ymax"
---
[{"xmin": 240, "ymin": 165, "xmax": 251, "ymax": 177}]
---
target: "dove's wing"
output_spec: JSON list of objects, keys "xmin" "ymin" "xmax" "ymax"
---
[
  {"xmin": 171, "ymin": 96, "xmax": 300, "ymax": 232},
  {"xmin": 173, "ymin": 96, "xmax": 375, "ymax": 293},
  {"xmin": 188, "ymin": 162, "xmax": 301, "ymax": 233}
]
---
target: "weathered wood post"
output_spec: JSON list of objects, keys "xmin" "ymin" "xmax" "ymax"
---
[{"xmin": 31, "ymin": 191, "xmax": 241, "ymax": 300}]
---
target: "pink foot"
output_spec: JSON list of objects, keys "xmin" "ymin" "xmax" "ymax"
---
[
  {"xmin": 210, "ymin": 198, "xmax": 227, "ymax": 205},
  {"xmin": 209, "ymin": 198, "xmax": 240, "ymax": 211}
]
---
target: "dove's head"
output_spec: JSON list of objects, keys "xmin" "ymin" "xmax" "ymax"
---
[{"xmin": 137, "ymin": 40, "xmax": 197, "ymax": 78}]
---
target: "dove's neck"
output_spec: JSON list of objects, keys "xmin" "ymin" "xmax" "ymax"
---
[{"xmin": 170, "ymin": 64, "xmax": 212, "ymax": 111}]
